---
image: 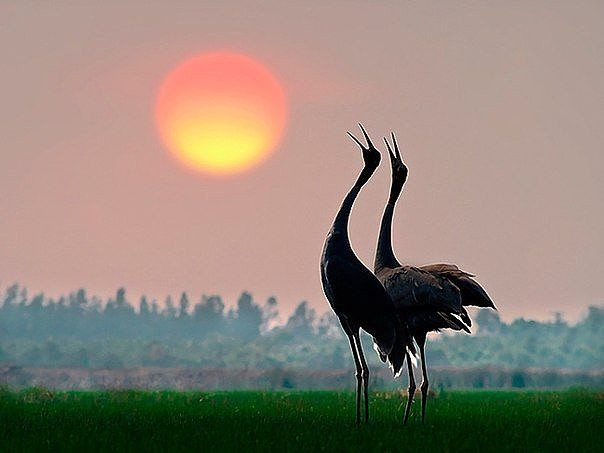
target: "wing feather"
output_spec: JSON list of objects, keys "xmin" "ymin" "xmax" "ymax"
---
[
  {"xmin": 420, "ymin": 263, "xmax": 496, "ymax": 309},
  {"xmin": 380, "ymin": 266, "xmax": 464, "ymax": 314}
]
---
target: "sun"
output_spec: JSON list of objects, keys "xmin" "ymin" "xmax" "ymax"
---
[{"xmin": 155, "ymin": 52, "xmax": 287, "ymax": 175}]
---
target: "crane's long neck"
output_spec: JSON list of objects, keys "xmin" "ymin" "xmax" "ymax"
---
[
  {"xmin": 375, "ymin": 180, "xmax": 404, "ymax": 271},
  {"xmin": 330, "ymin": 165, "xmax": 376, "ymax": 248}
]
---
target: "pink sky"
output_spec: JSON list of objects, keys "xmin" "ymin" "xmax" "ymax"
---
[{"xmin": 1, "ymin": 1, "xmax": 602, "ymax": 321}]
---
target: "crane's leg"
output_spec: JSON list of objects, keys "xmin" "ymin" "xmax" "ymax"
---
[
  {"xmin": 353, "ymin": 333, "xmax": 370, "ymax": 423},
  {"xmin": 346, "ymin": 333, "xmax": 363, "ymax": 426},
  {"xmin": 418, "ymin": 334, "xmax": 429, "ymax": 424},
  {"xmin": 403, "ymin": 351, "xmax": 416, "ymax": 424}
]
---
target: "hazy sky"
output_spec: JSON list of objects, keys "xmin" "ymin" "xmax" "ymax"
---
[{"xmin": 1, "ymin": 1, "xmax": 602, "ymax": 321}]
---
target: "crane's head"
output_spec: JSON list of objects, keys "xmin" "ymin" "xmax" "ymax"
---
[
  {"xmin": 347, "ymin": 123, "xmax": 381, "ymax": 170},
  {"xmin": 384, "ymin": 132, "xmax": 408, "ymax": 187}
]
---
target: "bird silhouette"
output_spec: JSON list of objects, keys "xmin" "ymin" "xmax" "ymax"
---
[
  {"xmin": 320, "ymin": 124, "xmax": 412, "ymax": 425},
  {"xmin": 374, "ymin": 133, "xmax": 496, "ymax": 424}
]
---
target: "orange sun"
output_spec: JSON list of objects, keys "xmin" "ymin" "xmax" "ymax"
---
[{"xmin": 156, "ymin": 52, "xmax": 287, "ymax": 175}]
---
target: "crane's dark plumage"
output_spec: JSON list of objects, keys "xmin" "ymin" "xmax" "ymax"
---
[
  {"xmin": 320, "ymin": 124, "xmax": 412, "ymax": 425},
  {"xmin": 374, "ymin": 132, "xmax": 496, "ymax": 424}
]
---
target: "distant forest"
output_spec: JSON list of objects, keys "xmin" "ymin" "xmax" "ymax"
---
[{"xmin": 0, "ymin": 284, "xmax": 602, "ymax": 372}]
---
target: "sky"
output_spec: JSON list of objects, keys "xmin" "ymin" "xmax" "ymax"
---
[{"xmin": 0, "ymin": 1, "xmax": 602, "ymax": 322}]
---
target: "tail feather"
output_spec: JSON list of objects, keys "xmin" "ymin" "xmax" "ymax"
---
[
  {"xmin": 373, "ymin": 341, "xmax": 387, "ymax": 363},
  {"xmin": 456, "ymin": 276, "xmax": 496, "ymax": 309},
  {"xmin": 460, "ymin": 308, "xmax": 472, "ymax": 327},
  {"xmin": 407, "ymin": 340, "xmax": 419, "ymax": 368},
  {"xmin": 385, "ymin": 326, "xmax": 415, "ymax": 378},
  {"xmin": 437, "ymin": 312, "xmax": 471, "ymax": 333},
  {"xmin": 420, "ymin": 263, "xmax": 496, "ymax": 309},
  {"xmin": 387, "ymin": 349, "xmax": 406, "ymax": 378}
]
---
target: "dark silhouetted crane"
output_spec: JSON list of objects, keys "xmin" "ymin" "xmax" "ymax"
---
[
  {"xmin": 321, "ymin": 125, "xmax": 412, "ymax": 425},
  {"xmin": 374, "ymin": 133, "xmax": 496, "ymax": 424}
]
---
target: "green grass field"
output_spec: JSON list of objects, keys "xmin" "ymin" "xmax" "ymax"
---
[{"xmin": 0, "ymin": 388, "xmax": 601, "ymax": 451}]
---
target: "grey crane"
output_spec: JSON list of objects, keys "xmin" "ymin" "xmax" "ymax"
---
[
  {"xmin": 320, "ymin": 125, "xmax": 413, "ymax": 425},
  {"xmin": 374, "ymin": 133, "xmax": 496, "ymax": 424}
]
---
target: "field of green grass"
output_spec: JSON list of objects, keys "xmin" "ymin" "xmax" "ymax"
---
[{"xmin": 0, "ymin": 388, "xmax": 601, "ymax": 451}]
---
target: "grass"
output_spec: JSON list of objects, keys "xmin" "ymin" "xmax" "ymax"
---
[{"xmin": 0, "ymin": 388, "xmax": 602, "ymax": 451}]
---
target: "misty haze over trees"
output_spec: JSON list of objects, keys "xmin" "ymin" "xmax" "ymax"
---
[{"xmin": 1, "ymin": 284, "xmax": 601, "ymax": 375}]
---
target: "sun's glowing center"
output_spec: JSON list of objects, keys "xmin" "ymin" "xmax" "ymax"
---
[{"xmin": 156, "ymin": 52, "xmax": 286, "ymax": 175}]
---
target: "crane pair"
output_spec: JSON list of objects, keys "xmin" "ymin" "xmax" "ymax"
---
[{"xmin": 320, "ymin": 124, "xmax": 496, "ymax": 426}]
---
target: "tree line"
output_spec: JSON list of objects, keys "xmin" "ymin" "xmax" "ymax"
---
[{"xmin": 0, "ymin": 284, "xmax": 602, "ymax": 371}]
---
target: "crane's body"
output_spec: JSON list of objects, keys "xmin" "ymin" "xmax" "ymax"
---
[
  {"xmin": 374, "ymin": 133, "xmax": 496, "ymax": 423},
  {"xmin": 320, "ymin": 125, "xmax": 412, "ymax": 425}
]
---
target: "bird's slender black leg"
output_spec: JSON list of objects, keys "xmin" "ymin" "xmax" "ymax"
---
[
  {"xmin": 353, "ymin": 333, "xmax": 370, "ymax": 423},
  {"xmin": 346, "ymin": 333, "xmax": 363, "ymax": 426},
  {"xmin": 418, "ymin": 335, "xmax": 429, "ymax": 423},
  {"xmin": 403, "ymin": 352, "xmax": 416, "ymax": 424}
]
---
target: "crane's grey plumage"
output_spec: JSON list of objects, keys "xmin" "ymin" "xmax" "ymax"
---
[
  {"xmin": 320, "ymin": 124, "xmax": 413, "ymax": 425},
  {"xmin": 374, "ymin": 132, "xmax": 496, "ymax": 424}
]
